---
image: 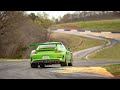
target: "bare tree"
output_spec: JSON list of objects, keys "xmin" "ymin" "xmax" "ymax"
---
[
  {"xmin": 58, "ymin": 11, "xmax": 120, "ymax": 23},
  {"xmin": 0, "ymin": 11, "xmax": 53, "ymax": 58},
  {"xmin": 29, "ymin": 13, "xmax": 37, "ymax": 22},
  {"xmin": 0, "ymin": 11, "xmax": 25, "ymax": 35}
]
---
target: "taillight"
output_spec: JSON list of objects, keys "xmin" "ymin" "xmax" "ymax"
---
[
  {"xmin": 57, "ymin": 55, "xmax": 64, "ymax": 58},
  {"xmin": 57, "ymin": 56, "xmax": 62, "ymax": 58},
  {"xmin": 55, "ymin": 50, "xmax": 63, "ymax": 53}
]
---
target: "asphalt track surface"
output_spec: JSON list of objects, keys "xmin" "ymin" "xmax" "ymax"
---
[
  {"xmin": 0, "ymin": 30, "xmax": 120, "ymax": 79},
  {"xmin": 1, "ymin": 60, "xmax": 120, "ymax": 79}
]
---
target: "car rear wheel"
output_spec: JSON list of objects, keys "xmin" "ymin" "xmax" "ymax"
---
[
  {"xmin": 40, "ymin": 64, "xmax": 45, "ymax": 68},
  {"xmin": 68, "ymin": 62, "xmax": 72, "ymax": 66},
  {"xmin": 60, "ymin": 55, "xmax": 68, "ymax": 66},
  {"xmin": 31, "ymin": 63, "xmax": 38, "ymax": 68},
  {"xmin": 68, "ymin": 57, "xmax": 73, "ymax": 66}
]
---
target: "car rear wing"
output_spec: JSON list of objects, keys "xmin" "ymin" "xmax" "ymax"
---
[
  {"xmin": 30, "ymin": 42, "xmax": 62, "ymax": 47},
  {"xmin": 30, "ymin": 43, "xmax": 48, "ymax": 46}
]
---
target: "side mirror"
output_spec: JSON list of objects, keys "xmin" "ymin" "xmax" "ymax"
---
[{"xmin": 67, "ymin": 48, "xmax": 71, "ymax": 51}]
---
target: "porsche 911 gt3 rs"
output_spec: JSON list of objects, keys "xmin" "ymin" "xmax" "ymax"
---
[{"xmin": 30, "ymin": 42, "xmax": 73, "ymax": 68}]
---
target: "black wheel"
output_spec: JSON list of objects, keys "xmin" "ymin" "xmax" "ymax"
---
[
  {"xmin": 60, "ymin": 62, "xmax": 66, "ymax": 66},
  {"xmin": 31, "ymin": 63, "xmax": 38, "ymax": 68},
  {"xmin": 40, "ymin": 64, "xmax": 45, "ymax": 68},
  {"xmin": 68, "ymin": 62, "xmax": 73, "ymax": 66},
  {"xmin": 60, "ymin": 55, "xmax": 68, "ymax": 66},
  {"xmin": 68, "ymin": 57, "xmax": 73, "ymax": 66}
]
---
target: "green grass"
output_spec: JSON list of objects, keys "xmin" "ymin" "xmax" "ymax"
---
[
  {"xmin": 103, "ymin": 64, "xmax": 120, "ymax": 77},
  {"xmin": 88, "ymin": 43, "xmax": 120, "ymax": 60},
  {"xmin": 53, "ymin": 19, "xmax": 120, "ymax": 32},
  {"xmin": 50, "ymin": 33, "xmax": 107, "ymax": 52}
]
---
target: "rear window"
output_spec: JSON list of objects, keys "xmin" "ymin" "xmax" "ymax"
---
[
  {"xmin": 36, "ymin": 44, "xmax": 56, "ymax": 50},
  {"xmin": 57, "ymin": 44, "xmax": 66, "ymax": 50}
]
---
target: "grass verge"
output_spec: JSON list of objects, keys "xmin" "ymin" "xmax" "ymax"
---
[
  {"xmin": 0, "ymin": 33, "xmax": 107, "ymax": 60},
  {"xmin": 103, "ymin": 64, "xmax": 120, "ymax": 78},
  {"xmin": 50, "ymin": 33, "xmax": 107, "ymax": 53},
  {"xmin": 53, "ymin": 19, "xmax": 120, "ymax": 32},
  {"xmin": 88, "ymin": 43, "xmax": 120, "ymax": 60}
]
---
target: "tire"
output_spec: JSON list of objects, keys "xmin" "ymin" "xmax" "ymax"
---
[
  {"xmin": 68, "ymin": 62, "xmax": 72, "ymax": 66},
  {"xmin": 60, "ymin": 55, "xmax": 68, "ymax": 66},
  {"xmin": 68, "ymin": 56, "xmax": 73, "ymax": 66},
  {"xmin": 40, "ymin": 64, "xmax": 45, "ymax": 68},
  {"xmin": 60, "ymin": 62, "xmax": 66, "ymax": 66},
  {"xmin": 31, "ymin": 63, "xmax": 38, "ymax": 68}
]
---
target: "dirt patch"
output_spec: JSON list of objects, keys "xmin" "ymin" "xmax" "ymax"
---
[
  {"xmin": 51, "ymin": 67, "xmax": 114, "ymax": 78},
  {"xmin": 50, "ymin": 33, "xmax": 65, "ymax": 38}
]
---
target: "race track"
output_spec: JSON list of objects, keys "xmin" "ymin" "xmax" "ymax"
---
[{"xmin": 0, "ymin": 30, "xmax": 120, "ymax": 79}]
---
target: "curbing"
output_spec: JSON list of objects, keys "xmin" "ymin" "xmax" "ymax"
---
[
  {"xmin": 52, "ymin": 29, "xmax": 120, "ymax": 60},
  {"xmin": 53, "ymin": 29, "xmax": 113, "ymax": 59},
  {"xmin": 55, "ymin": 29, "xmax": 120, "ymax": 34},
  {"xmin": 100, "ymin": 31, "xmax": 115, "ymax": 33},
  {"xmin": 71, "ymin": 30, "xmax": 77, "ymax": 32}
]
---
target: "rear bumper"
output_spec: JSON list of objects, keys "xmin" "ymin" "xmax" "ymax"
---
[{"xmin": 32, "ymin": 59, "xmax": 61, "ymax": 64}]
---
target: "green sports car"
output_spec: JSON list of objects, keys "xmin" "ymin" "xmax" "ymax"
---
[{"xmin": 30, "ymin": 42, "xmax": 73, "ymax": 68}]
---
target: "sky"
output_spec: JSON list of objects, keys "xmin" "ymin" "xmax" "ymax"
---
[{"xmin": 26, "ymin": 11, "xmax": 76, "ymax": 19}]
